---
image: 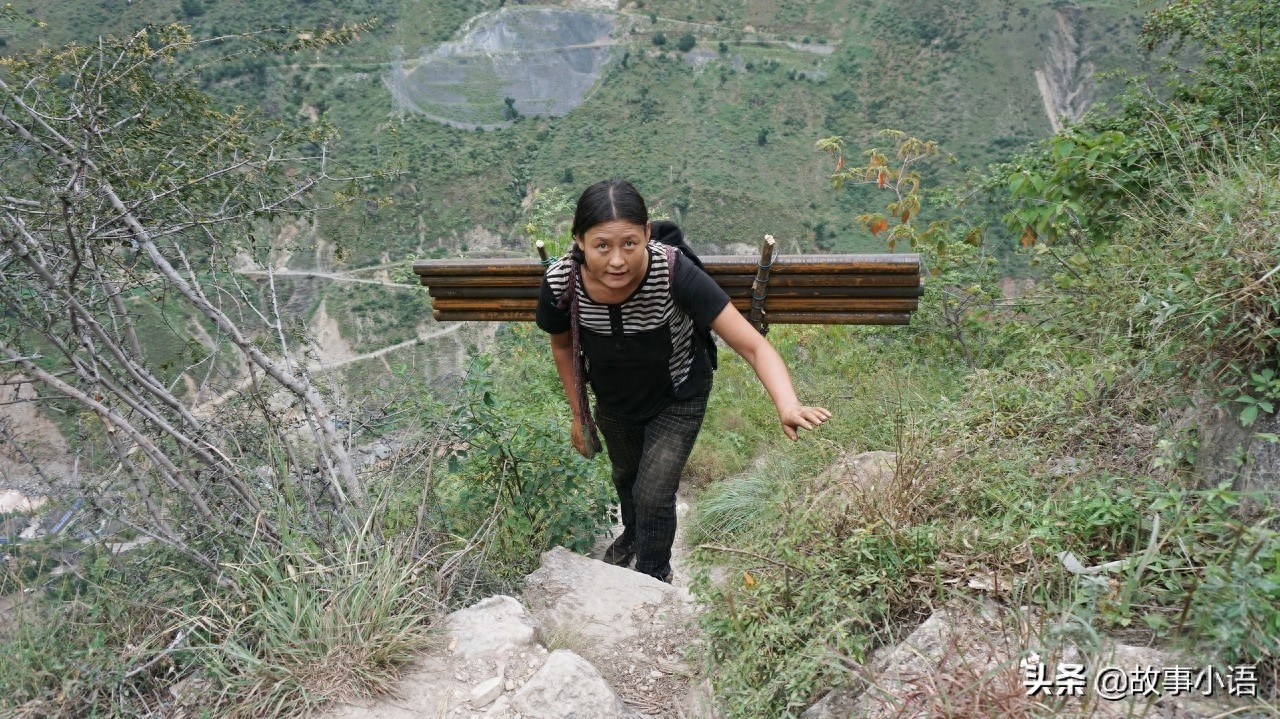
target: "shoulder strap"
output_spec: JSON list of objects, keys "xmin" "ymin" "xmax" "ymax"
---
[
  {"xmin": 555, "ymin": 259, "xmax": 601, "ymax": 458},
  {"xmin": 663, "ymin": 243, "xmax": 677, "ymax": 291}
]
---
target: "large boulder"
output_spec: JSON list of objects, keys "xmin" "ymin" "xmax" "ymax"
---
[
  {"xmin": 522, "ymin": 546, "xmax": 693, "ymax": 648},
  {"xmin": 522, "ymin": 546, "xmax": 702, "ymax": 718}
]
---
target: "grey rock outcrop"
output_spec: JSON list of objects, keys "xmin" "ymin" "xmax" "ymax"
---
[
  {"xmin": 447, "ymin": 594, "xmax": 542, "ymax": 659},
  {"xmin": 508, "ymin": 650, "xmax": 643, "ymax": 719},
  {"xmin": 1194, "ymin": 404, "xmax": 1280, "ymax": 512},
  {"xmin": 323, "ymin": 594, "xmax": 550, "ymax": 719},
  {"xmin": 804, "ymin": 603, "xmax": 1249, "ymax": 719},
  {"xmin": 522, "ymin": 546, "xmax": 705, "ymax": 718},
  {"xmin": 522, "ymin": 546, "xmax": 693, "ymax": 647},
  {"xmin": 321, "ymin": 554, "xmax": 694, "ymax": 719}
]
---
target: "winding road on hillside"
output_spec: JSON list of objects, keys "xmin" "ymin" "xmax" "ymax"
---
[
  {"xmin": 237, "ymin": 265, "xmax": 412, "ymax": 289},
  {"xmin": 197, "ymin": 265, "xmax": 466, "ymax": 410}
]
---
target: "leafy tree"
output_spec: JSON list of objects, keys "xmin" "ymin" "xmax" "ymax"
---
[
  {"xmin": 677, "ymin": 33, "xmax": 696, "ymax": 52},
  {"xmin": 1142, "ymin": 0, "xmax": 1280, "ymax": 127},
  {"xmin": 652, "ymin": 31, "xmax": 666, "ymax": 46},
  {"xmin": 0, "ymin": 24, "xmax": 375, "ymax": 568}
]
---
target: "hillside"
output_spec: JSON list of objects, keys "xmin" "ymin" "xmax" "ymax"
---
[
  {"xmin": 5, "ymin": 0, "xmax": 1153, "ymax": 261},
  {"xmin": 0, "ymin": 0, "xmax": 1157, "ymax": 411},
  {"xmin": 3, "ymin": 0, "xmax": 1279, "ymax": 714}
]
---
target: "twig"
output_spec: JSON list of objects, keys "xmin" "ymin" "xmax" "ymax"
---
[
  {"xmin": 122, "ymin": 629, "xmax": 188, "ymax": 679},
  {"xmin": 695, "ymin": 543, "xmax": 808, "ymax": 575}
]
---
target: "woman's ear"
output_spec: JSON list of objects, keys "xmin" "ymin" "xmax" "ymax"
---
[{"xmin": 644, "ymin": 222, "xmax": 652, "ymax": 243}]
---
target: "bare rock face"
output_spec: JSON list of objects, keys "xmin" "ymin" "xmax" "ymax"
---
[
  {"xmin": 1194, "ymin": 404, "xmax": 1280, "ymax": 513},
  {"xmin": 522, "ymin": 546, "xmax": 704, "ymax": 718},
  {"xmin": 799, "ymin": 685, "xmax": 862, "ymax": 719},
  {"xmin": 322, "ymin": 595, "xmax": 550, "ymax": 719},
  {"xmin": 508, "ymin": 650, "xmax": 643, "ymax": 719},
  {"xmin": 321, "ymin": 564, "xmax": 690, "ymax": 719},
  {"xmin": 522, "ymin": 546, "xmax": 692, "ymax": 647}
]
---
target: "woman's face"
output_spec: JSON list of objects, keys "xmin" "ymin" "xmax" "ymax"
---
[{"xmin": 575, "ymin": 219, "xmax": 650, "ymax": 297}]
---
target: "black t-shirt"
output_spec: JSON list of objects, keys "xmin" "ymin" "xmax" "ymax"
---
[{"xmin": 536, "ymin": 244, "xmax": 731, "ymax": 421}]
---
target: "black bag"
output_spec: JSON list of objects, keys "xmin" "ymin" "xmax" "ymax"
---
[{"xmin": 651, "ymin": 220, "xmax": 718, "ymax": 371}]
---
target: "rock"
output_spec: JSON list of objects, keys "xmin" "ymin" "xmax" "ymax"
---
[
  {"xmin": 484, "ymin": 695, "xmax": 511, "ymax": 717},
  {"xmin": 371, "ymin": 442, "xmax": 393, "ymax": 460},
  {"xmin": 522, "ymin": 546, "xmax": 691, "ymax": 649},
  {"xmin": 800, "ymin": 685, "xmax": 864, "ymax": 719},
  {"xmin": 470, "ymin": 676, "xmax": 504, "ymax": 708},
  {"xmin": 1194, "ymin": 404, "xmax": 1280, "ymax": 513},
  {"xmin": 447, "ymin": 595, "xmax": 542, "ymax": 660},
  {"xmin": 509, "ymin": 650, "xmax": 641, "ymax": 719},
  {"xmin": 808, "ymin": 451, "xmax": 903, "ymax": 522},
  {"xmin": 824, "ymin": 450, "xmax": 898, "ymax": 492},
  {"xmin": 837, "ymin": 604, "xmax": 1248, "ymax": 719}
]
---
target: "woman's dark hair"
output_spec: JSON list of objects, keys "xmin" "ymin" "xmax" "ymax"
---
[{"xmin": 571, "ymin": 179, "xmax": 649, "ymax": 238}]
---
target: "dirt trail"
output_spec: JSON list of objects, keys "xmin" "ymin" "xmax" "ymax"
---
[
  {"xmin": 198, "ymin": 321, "xmax": 464, "ymax": 410},
  {"xmin": 237, "ymin": 269, "xmax": 410, "ymax": 289}
]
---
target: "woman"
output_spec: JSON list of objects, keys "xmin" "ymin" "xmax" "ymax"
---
[{"xmin": 536, "ymin": 179, "xmax": 831, "ymax": 583}]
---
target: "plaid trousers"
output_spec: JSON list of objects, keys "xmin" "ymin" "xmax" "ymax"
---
[{"xmin": 595, "ymin": 378, "xmax": 710, "ymax": 580}]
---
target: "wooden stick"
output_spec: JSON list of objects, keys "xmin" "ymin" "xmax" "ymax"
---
[
  {"xmin": 427, "ymin": 285, "xmax": 924, "ymax": 300},
  {"xmin": 430, "ymin": 297, "xmax": 918, "ymax": 313},
  {"xmin": 414, "ymin": 254, "xmax": 921, "ymax": 278},
  {"xmin": 432, "ymin": 309, "xmax": 913, "ymax": 325},
  {"xmin": 722, "ymin": 284, "xmax": 924, "ymax": 298},
  {"xmin": 535, "ymin": 241, "xmax": 549, "ymax": 265},
  {"xmin": 748, "ymin": 235, "xmax": 776, "ymax": 335}
]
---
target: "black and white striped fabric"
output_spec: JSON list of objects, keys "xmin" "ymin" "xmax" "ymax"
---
[
  {"xmin": 537, "ymin": 242, "xmax": 730, "ymax": 422},
  {"xmin": 545, "ymin": 245, "xmax": 695, "ymax": 389}
]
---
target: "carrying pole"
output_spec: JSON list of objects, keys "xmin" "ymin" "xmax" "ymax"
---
[
  {"xmin": 535, "ymin": 240, "xmax": 550, "ymax": 265},
  {"xmin": 748, "ymin": 235, "xmax": 776, "ymax": 335}
]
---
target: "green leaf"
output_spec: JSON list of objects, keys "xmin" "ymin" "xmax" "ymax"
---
[{"xmin": 1241, "ymin": 404, "xmax": 1259, "ymax": 427}]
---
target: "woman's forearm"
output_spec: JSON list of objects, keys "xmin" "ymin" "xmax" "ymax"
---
[
  {"xmin": 709, "ymin": 304, "xmax": 829, "ymax": 440},
  {"xmin": 741, "ymin": 340, "xmax": 801, "ymax": 416}
]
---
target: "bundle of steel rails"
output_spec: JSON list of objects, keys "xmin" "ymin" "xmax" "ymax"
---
[{"xmin": 413, "ymin": 239, "xmax": 922, "ymax": 331}]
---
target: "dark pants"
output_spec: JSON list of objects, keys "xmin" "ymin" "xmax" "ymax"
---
[{"xmin": 595, "ymin": 381, "xmax": 710, "ymax": 580}]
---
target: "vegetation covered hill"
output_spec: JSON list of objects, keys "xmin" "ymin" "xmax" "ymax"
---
[
  {"xmin": 1, "ymin": 0, "xmax": 1158, "ymax": 411},
  {"xmin": 6, "ymin": 0, "xmax": 1152, "ymax": 262},
  {"xmin": 3, "ymin": 0, "xmax": 1277, "ymax": 717}
]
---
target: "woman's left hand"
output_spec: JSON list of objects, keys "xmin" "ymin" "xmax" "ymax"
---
[{"xmin": 779, "ymin": 404, "xmax": 832, "ymax": 441}]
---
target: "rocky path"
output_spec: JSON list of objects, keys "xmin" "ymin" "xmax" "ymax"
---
[
  {"xmin": 322, "ymin": 548, "xmax": 712, "ymax": 719},
  {"xmin": 322, "ymin": 487, "xmax": 717, "ymax": 719}
]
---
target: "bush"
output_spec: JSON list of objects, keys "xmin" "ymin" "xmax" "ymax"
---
[
  {"xmin": 677, "ymin": 33, "xmax": 697, "ymax": 52},
  {"xmin": 436, "ymin": 355, "xmax": 614, "ymax": 587},
  {"xmin": 652, "ymin": 31, "xmax": 666, "ymax": 46}
]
